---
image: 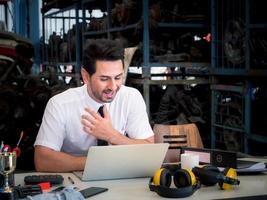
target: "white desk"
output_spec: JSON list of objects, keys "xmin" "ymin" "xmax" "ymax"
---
[{"xmin": 15, "ymin": 172, "xmax": 267, "ymax": 200}]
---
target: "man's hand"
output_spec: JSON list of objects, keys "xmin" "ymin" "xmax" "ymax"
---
[
  {"xmin": 81, "ymin": 105, "xmax": 154, "ymax": 145},
  {"xmin": 81, "ymin": 105, "xmax": 117, "ymax": 141}
]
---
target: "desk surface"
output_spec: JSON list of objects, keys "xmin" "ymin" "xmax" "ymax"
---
[{"xmin": 15, "ymin": 172, "xmax": 267, "ymax": 200}]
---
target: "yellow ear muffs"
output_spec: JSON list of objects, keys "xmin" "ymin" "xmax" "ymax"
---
[
  {"xmin": 149, "ymin": 168, "xmax": 200, "ymax": 198},
  {"xmin": 219, "ymin": 167, "xmax": 238, "ymax": 190},
  {"xmin": 173, "ymin": 169, "xmax": 196, "ymax": 188},
  {"xmin": 192, "ymin": 166, "xmax": 240, "ymax": 190},
  {"xmin": 152, "ymin": 168, "xmax": 172, "ymax": 187}
]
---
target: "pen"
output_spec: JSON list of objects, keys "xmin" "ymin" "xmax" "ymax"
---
[{"xmin": 68, "ymin": 176, "xmax": 75, "ymax": 184}]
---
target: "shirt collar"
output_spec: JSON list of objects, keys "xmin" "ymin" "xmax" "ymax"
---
[{"xmin": 82, "ymin": 84, "xmax": 110, "ymax": 111}]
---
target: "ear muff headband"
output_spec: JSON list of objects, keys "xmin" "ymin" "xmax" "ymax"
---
[
  {"xmin": 149, "ymin": 168, "xmax": 200, "ymax": 198},
  {"xmin": 149, "ymin": 178, "xmax": 200, "ymax": 198},
  {"xmin": 202, "ymin": 165, "xmax": 220, "ymax": 173},
  {"xmin": 187, "ymin": 170, "xmax": 197, "ymax": 186},
  {"xmin": 192, "ymin": 166, "xmax": 219, "ymax": 186},
  {"xmin": 200, "ymin": 165, "xmax": 220, "ymax": 186}
]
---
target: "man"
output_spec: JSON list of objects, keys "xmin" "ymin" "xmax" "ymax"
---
[{"xmin": 34, "ymin": 39, "xmax": 154, "ymax": 172}]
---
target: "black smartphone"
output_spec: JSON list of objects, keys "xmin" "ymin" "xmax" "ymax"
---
[{"xmin": 79, "ymin": 187, "xmax": 108, "ymax": 198}]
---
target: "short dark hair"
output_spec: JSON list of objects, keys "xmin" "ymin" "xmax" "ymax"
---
[{"xmin": 82, "ymin": 39, "xmax": 124, "ymax": 75}]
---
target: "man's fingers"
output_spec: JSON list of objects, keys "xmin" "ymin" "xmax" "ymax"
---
[
  {"xmin": 83, "ymin": 126, "xmax": 92, "ymax": 134},
  {"xmin": 81, "ymin": 117, "xmax": 94, "ymax": 127}
]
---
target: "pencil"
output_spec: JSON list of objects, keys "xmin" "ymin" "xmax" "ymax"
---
[{"xmin": 68, "ymin": 176, "xmax": 75, "ymax": 184}]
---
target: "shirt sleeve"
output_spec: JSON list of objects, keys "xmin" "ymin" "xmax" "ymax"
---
[
  {"xmin": 125, "ymin": 89, "xmax": 154, "ymax": 139},
  {"xmin": 34, "ymin": 98, "xmax": 66, "ymax": 151}
]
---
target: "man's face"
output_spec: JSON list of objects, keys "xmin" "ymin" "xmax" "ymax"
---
[{"xmin": 84, "ymin": 60, "xmax": 124, "ymax": 103}]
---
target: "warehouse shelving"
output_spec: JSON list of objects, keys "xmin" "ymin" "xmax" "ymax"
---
[
  {"xmin": 211, "ymin": 0, "xmax": 267, "ymax": 154},
  {"xmin": 41, "ymin": 0, "xmax": 211, "ymax": 108},
  {"xmin": 81, "ymin": 0, "xmax": 142, "ymax": 43},
  {"xmin": 41, "ymin": 0, "xmax": 214, "ymax": 146},
  {"xmin": 41, "ymin": 1, "xmax": 83, "ymax": 86},
  {"xmin": 66, "ymin": 0, "xmax": 213, "ymax": 144},
  {"xmin": 78, "ymin": 0, "xmax": 214, "ymax": 147},
  {"xmin": 38, "ymin": 0, "xmax": 267, "ymax": 155},
  {"xmin": 124, "ymin": 0, "xmax": 211, "ymax": 118}
]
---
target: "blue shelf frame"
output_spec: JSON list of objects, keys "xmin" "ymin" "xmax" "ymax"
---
[{"xmin": 13, "ymin": 0, "xmax": 40, "ymax": 73}]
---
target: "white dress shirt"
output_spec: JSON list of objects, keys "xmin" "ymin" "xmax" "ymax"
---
[{"xmin": 34, "ymin": 84, "xmax": 154, "ymax": 156}]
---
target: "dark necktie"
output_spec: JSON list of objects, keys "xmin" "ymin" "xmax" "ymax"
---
[{"xmin": 97, "ymin": 106, "xmax": 108, "ymax": 146}]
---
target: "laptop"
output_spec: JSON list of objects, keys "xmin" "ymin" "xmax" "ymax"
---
[{"xmin": 73, "ymin": 143, "xmax": 169, "ymax": 181}]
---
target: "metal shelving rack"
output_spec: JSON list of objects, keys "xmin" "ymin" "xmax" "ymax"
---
[
  {"xmin": 39, "ymin": 0, "xmax": 267, "ymax": 154},
  {"xmin": 41, "ymin": 0, "xmax": 212, "ymax": 145},
  {"xmin": 41, "ymin": 0, "xmax": 83, "ymax": 86},
  {"xmin": 40, "ymin": 1, "xmax": 213, "ymax": 149},
  {"xmin": 211, "ymin": 0, "xmax": 267, "ymax": 154},
  {"xmin": 129, "ymin": 0, "xmax": 211, "ymax": 118},
  {"xmin": 41, "ymin": 0, "xmax": 211, "ymax": 116},
  {"xmin": 81, "ymin": 0, "xmax": 141, "ymax": 38}
]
